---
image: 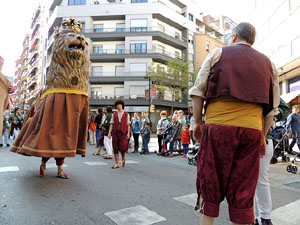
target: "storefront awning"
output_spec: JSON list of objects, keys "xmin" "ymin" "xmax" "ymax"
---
[{"xmin": 280, "ymin": 90, "xmax": 300, "ymax": 103}]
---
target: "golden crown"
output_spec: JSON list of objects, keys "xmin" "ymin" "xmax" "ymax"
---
[{"xmin": 61, "ymin": 18, "xmax": 82, "ymax": 32}]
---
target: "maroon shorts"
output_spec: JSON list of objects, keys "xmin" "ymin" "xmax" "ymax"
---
[
  {"xmin": 196, "ymin": 124, "xmax": 262, "ymax": 224},
  {"xmin": 112, "ymin": 130, "xmax": 128, "ymax": 155}
]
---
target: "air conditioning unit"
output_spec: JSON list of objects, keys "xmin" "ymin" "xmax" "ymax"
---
[{"xmin": 130, "ymin": 95, "xmax": 137, "ymax": 99}]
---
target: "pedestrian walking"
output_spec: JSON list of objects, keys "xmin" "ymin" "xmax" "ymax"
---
[
  {"xmin": 8, "ymin": 107, "xmax": 23, "ymax": 139},
  {"xmin": 108, "ymin": 100, "xmax": 130, "ymax": 169},
  {"xmin": 156, "ymin": 111, "xmax": 169, "ymax": 155},
  {"xmin": 89, "ymin": 114, "xmax": 97, "ymax": 145},
  {"xmin": 0, "ymin": 116, "xmax": 10, "ymax": 147},
  {"xmin": 102, "ymin": 106, "xmax": 113, "ymax": 159},
  {"xmin": 286, "ymin": 105, "xmax": 300, "ymax": 155},
  {"xmin": 253, "ymin": 130, "xmax": 275, "ymax": 225},
  {"xmin": 95, "ymin": 108, "xmax": 103, "ymax": 148},
  {"xmin": 181, "ymin": 123, "xmax": 190, "ymax": 158},
  {"xmin": 188, "ymin": 107, "xmax": 196, "ymax": 145},
  {"xmin": 93, "ymin": 107, "xmax": 107, "ymax": 156},
  {"xmin": 131, "ymin": 112, "xmax": 141, "ymax": 153},
  {"xmin": 140, "ymin": 112, "xmax": 150, "ymax": 154},
  {"xmin": 141, "ymin": 122, "xmax": 151, "ymax": 155},
  {"xmin": 189, "ymin": 22, "xmax": 279, "ymax": 225}
]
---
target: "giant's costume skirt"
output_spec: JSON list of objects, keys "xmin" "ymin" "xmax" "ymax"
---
[{"xmin": 11, "ymin": 92, "xmax": 89, "ymax": 158}]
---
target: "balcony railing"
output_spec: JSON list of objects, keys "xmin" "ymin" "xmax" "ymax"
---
[
  {"xmin": 91, "ymin": 47, "xmax": 182, "ymax": 59},
  {"xmin": 84, "ymin": 26, "xmax": 186, "ymax": 42},
  {"xmin": 90, "ymin": 72, "xmax": 147, "ymax": 77}
]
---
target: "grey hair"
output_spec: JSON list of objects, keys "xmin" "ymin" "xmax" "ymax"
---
[{"xmin": 232, "ymin": 22, "xmax": 256, "ymax": 46}]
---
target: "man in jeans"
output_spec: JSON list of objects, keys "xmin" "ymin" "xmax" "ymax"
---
[
  {"xmin": 164, "ymin": 115, "xmax": 181, "ymax": 157},
  {"xmin": 286, "ymin": 105, "xmax": 300, "ymax": 155},
  {"xmin": 95, "ymin": 108, "xmax": 103, "ymax": 148}
]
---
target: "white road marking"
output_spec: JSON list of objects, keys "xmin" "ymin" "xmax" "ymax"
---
[
  {"xmin": 105, "ymin": 205, "xmax": 166, "ymax": 225},
  {"xmin": 0, "ymin": 166, "xmax": 19, "ymax": 173},
  {"xmin": 271, "ymin": 199, "xmax": 300, "ymax": 225},
  {"xmin": 173, "ymin": 193, "xmax": 197, "ymax": 207},
  {"xmin": 120, "ymin": 160, "xmax": 139, "ymax": 164},
  {"xmin": 84, "ymin": 161, "xmax": 107, "ymax": 166},
  {"xmin": 46, "ymin": 164, "xmax": 67, "ymax": 168}
]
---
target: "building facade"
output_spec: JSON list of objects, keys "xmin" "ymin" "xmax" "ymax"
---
[
  {"xmin": 253, "ymin": 0, "xmax": 300, "ymax": 97},
  {"xmin": 47, "ymin": 0, "xmax": 205, "ymax": 123}
]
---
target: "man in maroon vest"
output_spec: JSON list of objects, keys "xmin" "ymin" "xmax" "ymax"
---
[
  {"xmin": 189, "ymin": 22, "xmax": 279, "ymax": 225},
  {"xmin": 108, "ymin": 100, "xmax": 130, "ymax": 169}
]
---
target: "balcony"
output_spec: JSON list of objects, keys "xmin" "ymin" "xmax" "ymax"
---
[
  {"xmin": 26, "ymin": 76, "xmax": 37, "ymax": 89},
  {"xmin": 30, "ymin": 5, "xmax": 41, "ymax": 29},
  {"xmin": 90, "ymin": 46, "xmax": 181, "ymax": 63},
  {"xmin": 83, "ymin": 26, "xmax": 187, "ymax": 49},
  {"xmin": 89, "ymin": 95, "xmax": 188, "ymax": 108},
  {"xmin": 89, "ymin": 74, "xmax": 147, "ymax": 84}
]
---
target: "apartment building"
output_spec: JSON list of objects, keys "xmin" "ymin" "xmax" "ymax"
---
[
  {"xmin": 25, "ymin": 5, "xmax": 48, "ymax": 107},
  {"xmin": 12, "ymin": 59, "xmax": 22, "ymax": 108},
  {"xmin": 194, "ymin": 15, "xmax": 236, "ymax": 73},
  {"xmin": 47, "ymin": 0, "xmax": 204, "ymax": 121},
  {"xmin": 254, "ymin": 0, "xmax": 300, "ymax": 98},
  {"xmin": 19, "ymin": 34, "xmax": 30, "ymax": 110}
]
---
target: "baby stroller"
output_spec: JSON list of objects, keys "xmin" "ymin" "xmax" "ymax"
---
[
  {"xmin": 286, "ymin": 153, "xmax": 300, "ymax": 174},
  {"xmin": 187, "ymin": 143, "xmax": 200, "ymax": 166},
  {"xmin": 271, "ymin": 126, "xmax": 290, "ymax": 164}
]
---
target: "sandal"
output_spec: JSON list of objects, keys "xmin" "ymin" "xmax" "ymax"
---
[
  {"xmin": 57, "ymin": 171, "xmax": 70, "ymax": 179},
  {"xmin": 39, "ymin": 164, "xmax": 46, "ymax": 177},
  {"xmin": 102, "ymin": 153, "xmax": 108, "ymax": 157},
  {"xmin": 93, "ymin": 152, "xmax": 101, "ymax": 156},
  {"xmin": 122, "ymin": 159, "xmax": 125, "ymax": 167},
  {"xmin": 104, "ymin": 155, "xmax": 112, "ymax": 159},
  {"xmin": 112, "ymin": 164, "xmax": 120, "ymax": 169}
]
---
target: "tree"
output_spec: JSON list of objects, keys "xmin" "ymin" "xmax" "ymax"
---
[{"xmin": 147, "ymin": 54, "xmax": 196, "ymax": 113}]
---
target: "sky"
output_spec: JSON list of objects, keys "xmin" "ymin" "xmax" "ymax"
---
[{"xmin": 0, "ymin": 0, "xmax": 255, "ymax": 80}]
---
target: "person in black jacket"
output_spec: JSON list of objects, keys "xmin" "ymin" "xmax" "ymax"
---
[
  {"xmin": 95, "ymin": 108, "xmax": 103, "ymax": 148},
  {"xmin": 102, "ymin": 106, "xmax": 113, "ymax": 159}
]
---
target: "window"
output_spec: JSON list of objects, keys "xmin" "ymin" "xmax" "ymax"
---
[
  {"xmin": 116, "ymin": 44, "xmax": 125, "ymax": 54},
  {"xmin": 130, "ymin": 63, "xmax": 147, "ymax": 76},
  {"xmin": 93, "ymin": 45, "xmax": 103, "ymax": 54},
  {"xmin": 94, "ymin": 24, "xmax": 104, "ymax": 32},
  {"xmin": 130, "ymin": 43, "xmax": 147, "ymax": 53},
  {"xmin": 175, "ymin": 51, "xmax": 180, "ymax": 59},
  {"xmin": 92, "ymin": 66, "xmax": 103, "ymax": 76},
  {"xmin": 115, "ymin": 66, "xmax": 124, "ymax": 76},
  {"xmin": 68, "ymin": 0, "xmax": 86, "ymax": 5},
  {"xmin": 114, "ymin": 87, "xmax": 124, "ymax": 98},
  {"xmin": 116, "ymin": 23, "xmax": 125, "ymax": 32},
  {"xmin": 129, "ymin": 86, "xmax": 147, "ymax": 98},
  {"xmin": 131, "ymin": 0, "xmax": 147, "ymax": 2},
  {"xmin": 80, "ymin": 22, "xmax": 86, "ymax": 32},
  {"xmin": 130, "ymin": 19, "xmax": 148, "ymax": 32},
  {"xmin": 91, "ymin": 87, "xmax": 102, "ymax": 99},
  {"xmin": 206, "ymin": 41, "xmax": 210, "ymax": 51},
  {"xmin": 188, "ymin": 13, "xmax": 194, "ymax": 21},
  {"xmin": 175, "ymin": 32, "xmax": 180, "ymax": 40}
]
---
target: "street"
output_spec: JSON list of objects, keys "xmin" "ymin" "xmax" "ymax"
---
[{"xmin": 0, "ymin": 137, "xmax": 300, "ymax": 225}]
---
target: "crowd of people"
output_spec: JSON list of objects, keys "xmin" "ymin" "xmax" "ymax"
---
[
  {"xmin": 1, "ymin": 107, "xmax": 25, "ymax": 147},
  {"xmin": 87, "ymin": 106, "xmax": 196, "ymax": 159}
]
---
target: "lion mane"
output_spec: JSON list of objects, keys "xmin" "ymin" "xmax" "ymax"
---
[{"xmin": 46, "ymin": 29, "xmax": 89, "ymax": 92}]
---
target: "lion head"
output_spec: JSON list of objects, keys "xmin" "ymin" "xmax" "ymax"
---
[{"xmin": 46, "ymin": 29, "xmax": 90, "ymax": 91}]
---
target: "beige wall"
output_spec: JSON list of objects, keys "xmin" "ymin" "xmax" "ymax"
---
[{"xmin": 195, "ymin": 33, "xmax": 224, "ymax": 73}]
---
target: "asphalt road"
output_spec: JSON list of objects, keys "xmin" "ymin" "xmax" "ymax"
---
[{"xmin": 0, "ymin": 137, "xmax": 300, "ymax": 225}]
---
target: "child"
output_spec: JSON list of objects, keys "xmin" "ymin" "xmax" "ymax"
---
[
  {"xmin": 181, "ymin": 123, "xmax": 190, "ymax": 158},
  {"xmin": 0, "ymin": 116, "xmax": 10, "ymax": 147},
  {"xmin": 141, "ymin": 122, "xmax": 151, "ymax": 155}
]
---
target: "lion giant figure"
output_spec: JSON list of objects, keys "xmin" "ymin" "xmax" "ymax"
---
[{"xmin": 11, "ymin": 19, "xmax": 90, "ymax": 179}]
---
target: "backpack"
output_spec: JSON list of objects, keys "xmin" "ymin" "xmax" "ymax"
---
[
  {"xmin": 90, "ymin": 122, "xmax": 97, "ymax": 131},
  {"xmin": 275, "ymin": 98, "xmax": 291, "ymax": 122}
]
